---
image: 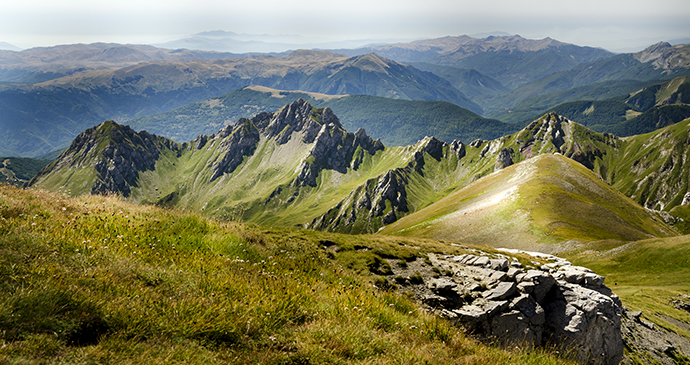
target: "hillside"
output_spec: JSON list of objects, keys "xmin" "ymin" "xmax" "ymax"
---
[
  {"xmin": 408, "ymin": 63, "xmax": 510, "ymax": 103},
  {"xmin": 0, "ymin": 51, "xmax": 478, "ymax": 157},
  {"xmin": 380, "ymin": 153, "xmax": 675, "ymax": 248},
  {"xmin": 483, "ymin": 43, "xmax": 690, "ymax": 117},
  {"xmin": 0, "ymin": 157, "xmax": 51, "ymax": 185},
  {"xmin": 128, "ymin": 85, "xmax": 521, "ymax": 146},
  {"xmin": 0, "ymin": 183, "xmax": 578, "ymax": 365},
  {"xmin": 489, "ymin": 76, "xmax": 690, "ymax": 138},
  {"xmin": 338, "ymin": 35, "xmax": 614, "ymax": 89}
]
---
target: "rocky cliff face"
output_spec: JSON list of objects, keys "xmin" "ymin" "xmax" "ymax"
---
[
  {"xmin": 382, "ymin": 248, "xmax": 624, "ymax": 365},
  {"xmin": 308, "ymin": 168, "xmax": 409, "ymax": 233},
  {"xmin": 292, "ymin": 123, "xmax": 384, "ymax": 187},
  {"xmin": 207, "ymin": 120, "xmax": 261, "ymax": 182},
  {"xmin": 31, "ymin": 121, "xmax": 177, "ymax": 197},
  {"xmin": 307, "ymin": 137, "xmax": 461, "ymax": 233},
  {"xmin": 198, "ymin": 98, "xmax": 384, "ymax": 186}
]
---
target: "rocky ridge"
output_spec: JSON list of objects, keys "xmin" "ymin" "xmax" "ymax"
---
[
  {"xmin": 199, "ymin": 98, "xmax": 385, "ymax": 187},
  {"xmin": 634, "ymin": 42, "xmax": 690, "ymax": 72},
  {"xmin": 379, "ymin": 247, "xmax": 624, "ymax": 365},
  {"xmin": 307, "ymin": 136, "xmax": 465, "ymax": 233},
  {"xmin": 30, "ymin": 121, "xmax": 178, "ymax": 197}
]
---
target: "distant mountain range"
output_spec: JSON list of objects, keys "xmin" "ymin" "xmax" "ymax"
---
[
  {"xmin": 1, "ymin": 35, "xmax": 690, "ymax": 158},
  {"xmin": 155, "ymin": 30, "xmax": 409, "ymax": 53},
  {"xmin": 0, "ymin": 51, "xmax": 479, "ymax": 157},
  {"xmin": 336, "ymin": 35, "xmax": 615, "ymax": 89},
  {"xmin": 485, "ymin": 42, "xmax": 690, "ymax": 118}
]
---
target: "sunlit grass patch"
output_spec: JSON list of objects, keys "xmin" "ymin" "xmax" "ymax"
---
[{"xmin": 0, "ymin": 184, "xmax": 574, "ymax": 364}]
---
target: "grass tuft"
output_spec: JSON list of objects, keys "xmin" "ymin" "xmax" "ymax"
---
[{"xmin": 0, "ymin": 184, "xmax": 574, "ymax": 364}]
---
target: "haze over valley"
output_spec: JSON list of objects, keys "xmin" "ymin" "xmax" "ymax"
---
[{"xmin": 1, "ymin": 0, "xmax": 690, "ymax": 363}]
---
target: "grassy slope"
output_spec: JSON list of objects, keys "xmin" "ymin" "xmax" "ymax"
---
[
  {"xmin": 566, "ymin": 235, "xmax": 690, "ymax": 344},
  {"xmin": 381, "ymin": 154, "xmax": 676, "ymax": 249},
  {"xmin": 608, "ymin": 118, "xmax": 690, "ymax": 211},
  {"xmin": 0, "ymin": 183, "xmax": 573, "ymax": 365}
]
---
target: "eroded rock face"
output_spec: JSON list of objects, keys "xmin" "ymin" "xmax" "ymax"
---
[
  {"xmin": 208, "ymin": 120, "xmax": 261, "ymax": 182},
  {"xmin": 307, "ymin": 168, "xmax": 408, "ymax": 233},
  {"xmin": 54, "ymin": 122, "xmax": 176, "ymax": 197},
  {"xmin": 495, "ymin": 147, "xmax": 514, "ymax": 170},
  {"xmin": 384, "ymin": 249, "xmax": 624, "ymax": 365},
  {"xmin": 198, "ymin": 98, "xmax": 383, "ymax": 186},
  {"xmin": 293, "ymin": 121, "xmax": 383, "ymax": 187}
]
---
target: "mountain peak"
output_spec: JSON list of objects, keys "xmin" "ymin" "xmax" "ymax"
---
[
  {"xmin": 30, "ymin": 120, "xmax": 178, "ymax": 196},
  {"xmin": 345, "ymin": 53, "xmax": 392, "ymax": 73},
  {"xmin": 633, "ymin": 42, "xmax": 690, "ymax": 71}
]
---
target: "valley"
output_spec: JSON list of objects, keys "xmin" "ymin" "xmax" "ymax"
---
[{"xmin": 2, "ymin": 33, "xmax": 690, "ymax": 364}]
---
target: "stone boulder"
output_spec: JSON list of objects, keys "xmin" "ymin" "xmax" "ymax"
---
[{"xmin": 385, "ymin": 249, "xmax": 624, "ymax": 365}]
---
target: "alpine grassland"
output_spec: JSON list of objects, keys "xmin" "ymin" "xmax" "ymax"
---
[
  {"xmin": 0, "ymin": 184, "xmax": 574, "ymax": 364},
  {"xmin": 567, "ymin": 236, "xmax": 690, "ymax": 343}
]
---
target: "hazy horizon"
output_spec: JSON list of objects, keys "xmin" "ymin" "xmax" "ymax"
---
[{"xmin": 0, "ymin": 0, "xmax": 688, "ymax": 53}]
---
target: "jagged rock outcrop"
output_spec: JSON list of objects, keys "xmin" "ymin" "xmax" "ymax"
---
[
  {"xmin": 208, "ymin": 120, "xmax": 261, "ymax": 182},
  {"xmin": 92, "ymin": 128, "xmax": 175, "ymax": 197},
  {"xmin": 495, "ymin": 147, "xmax": 514, "ymax": 170},
  {"xmin": 30, "ymin": 121, "xmax": 176, "ymax": 197},
  {"xmin": 382, "ymin": 249, "xmax": 624, "ymax": 365},
  {"xmin": 273, "ymin": 100, "xmax": 384, "ymax": 187},
  {"xmin": 252, "ymin": 99, "xmax": 328, "ymax": 144},
  {"xmin": 449, "ymin": 140, "xmax": 466, "ymax": 159},
  {"xmin": 307, "ymin": 168, "xmax": 408, "ymax": 233},
  {"xmin": 194, "ymin": 98, "xmax": 384, "ymax": 186},
  {"xmin": 409, "ymin": 137, "xmax": 447, "ymax": 174}
]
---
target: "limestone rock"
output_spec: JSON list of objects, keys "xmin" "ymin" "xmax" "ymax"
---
[
  {"xmin": 387, "ymin": 251, "xmax": 623, "ymax": 364},
  {"xmin": 50, "ymin": 121, "xmax": 175, "ymax": 197},
  {"xmin": 208, "ymin": 120, "xmax": 261, "ymax": 182},
  {"xmin": 307, "ymin": 168, "xmax": 408, "ymax": 233},
  {"xmin": 483, "ymin": 282, "xmax": 516, "ymax": 301},
  {"xmin": 543, "ymin": 282, "xmax": 624, "ymax": 365},
  {"xmin": 495, "ymin": 148, "xmax": 514, "ymax": 170},
  {"xmin": 449, "ymin": 140, "xmax": 466, "ymax": 159}
]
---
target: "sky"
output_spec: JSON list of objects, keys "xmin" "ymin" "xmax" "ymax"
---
[{"xmin": 0, "ymin": 0, "xmax": 688, "ymax": 53}]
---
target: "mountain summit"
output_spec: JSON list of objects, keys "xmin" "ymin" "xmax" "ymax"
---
[{"xmin": 31, "ymin": 103, "xmax": 689, "ymax": 246}]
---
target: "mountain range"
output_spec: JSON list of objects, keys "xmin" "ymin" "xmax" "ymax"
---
[
  {"xmin": 126, "ymin": 85, "xmax": 521, "ymax": 147},
  {"xmin": 0, "ymin": 50, "xmax": 480, "ymax": 157},
  {"xmin": 30, "ymin": 100, "xmax": 690, "ymax": 242},
  {"xmin": 6, "ymin": 33, "xmax": 690, "ymax": 364}
]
